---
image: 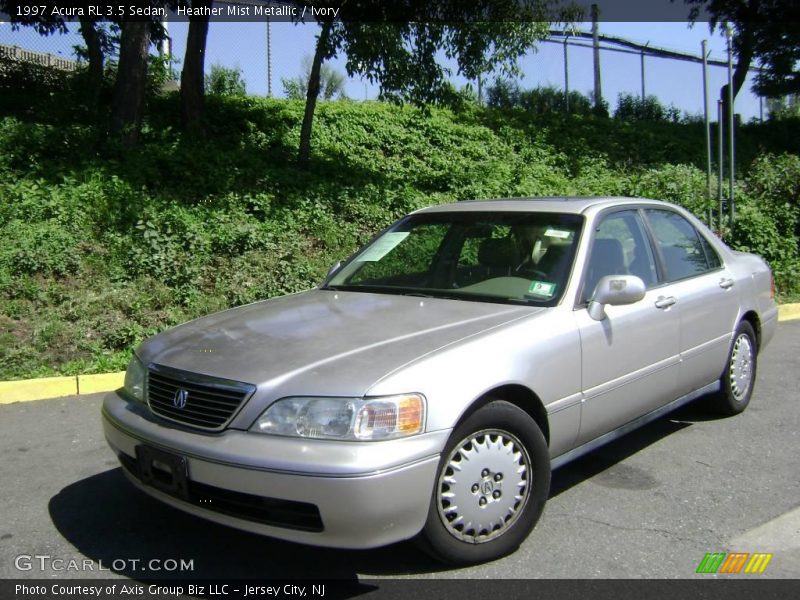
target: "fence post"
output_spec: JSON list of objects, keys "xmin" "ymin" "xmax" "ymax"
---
[
  {"xmin": 266, "ymin": 16, "xmax": 272, "ymax": 97},
  {"xmin": 718, "ymin": 99, "xmax": 724, "ymax": 234},
  {"xmin": 726, "ymin": 24, "xmax": 735, "ymax": 234},
  {"xmin": 702, "ymin": 40, "xmax": 712, "ymax": 229},
  {"xmin": 640, "ymin": 45, "xmax": 647, "ymax": 100}
]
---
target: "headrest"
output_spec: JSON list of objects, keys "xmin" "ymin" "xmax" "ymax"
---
[{"xmin": 478, "ymin": 237, "xmax": 519, "ymax": 268}]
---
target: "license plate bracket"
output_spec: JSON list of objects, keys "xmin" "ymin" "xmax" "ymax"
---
[{"xmin": 136, "ymin": 445, "xmax": 189, "ymax": 500}]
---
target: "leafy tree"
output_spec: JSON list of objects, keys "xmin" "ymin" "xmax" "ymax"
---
[
  {"xmin": 181, "ymin": 0, "xmax": 213, "ymax": 134},
  {"xmin": 486, "ymin": 78, "xmax": 523, "ymax": 109},
  {"xmin": 76, "ymin": 19, "xmax": 119, "ymax": 107},
  {"xmin": 614, "ymin": 93, "xmax": 682, "ymax": 123},
  {"xmin": 486, "ymin": 81, "xmax": 594, "ymax": 115},
  {"xmin": 281, "ymin": 55, "xmax": 348, "ymax": 100},
  {"xmin": 293, "ymin": 1, "xmax": 569, "ymax": 167},
  {"xmin": 767, "ymin": 95, "xmax": 800, "ymax": 120},
  {"xmin": 111, "ymin": 20, "xmax": 151, "ymax": 145},
  {"xmin": 205, "ymin": 64, "xmax": 247, "ymax": 96},
  {"xmin": 0, "ymin": 2, "xmax": 115, "ymax": 106},
  {"xmin": 684, "ymin": 0, "xmax": 800, "ymax": 109}
]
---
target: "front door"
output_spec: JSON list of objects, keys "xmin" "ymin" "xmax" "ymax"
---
[{"xmin": 575, "ymin": 209, "xmax": 681, "ymax": 444}]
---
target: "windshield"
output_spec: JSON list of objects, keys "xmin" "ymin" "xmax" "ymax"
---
[{"xmin": 325, "ymin": 211, "xmax": 584, "ymax": 306}]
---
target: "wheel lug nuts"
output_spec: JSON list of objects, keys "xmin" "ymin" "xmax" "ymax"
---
[
  {"xmin": 479, "ymin": 497, "xmax": 487, "ymax": 506},
  {"xmin": 493, "ymin": 490, "xmax": 501, "ymax": 499},
  {"xmin": 481, "ymin": 469, "xmax": 490, "ymax": 477},
  {"xmin": 494, "ymin": 473, "xmax": 503, "ymax": 481},
  {"xmin": 471, "ymin": 484, "xmax": 479, "ymax": 493}
]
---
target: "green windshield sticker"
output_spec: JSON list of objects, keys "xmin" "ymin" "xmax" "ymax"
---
[
  {"xmin": 527, "ymin": 280, "xmax": 557, "ymax": 298},
  {"xmin": 356, "ymin": 232, "xmax": 410, "ymax": 262}
]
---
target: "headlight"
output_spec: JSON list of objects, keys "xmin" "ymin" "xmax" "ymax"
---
[
  {"xmin": 123, "ymin": 355, "xmax": 146, "ymax": 403},
  {"xmin": 251, "ymin": 394, "xmax": 426, "ymax": 441}
]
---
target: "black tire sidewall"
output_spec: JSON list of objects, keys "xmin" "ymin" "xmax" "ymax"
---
[
  {"xmin": 420, "ymin": 400, "xmax": 551, "ymax": 565},
  {"xmin": 719, "ymin": 321, "xmax": 758, "ymax": 414}
]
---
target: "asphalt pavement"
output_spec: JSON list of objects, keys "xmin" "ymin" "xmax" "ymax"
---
[{"xmin": 1, "ymin": 321, "xmax": 798, "ymax": 580}]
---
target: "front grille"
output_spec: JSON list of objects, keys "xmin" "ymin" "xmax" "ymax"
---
[
  {"xmin": 147, "ymin": 364, "xmax": 255, "ymax": 431},
  {"xmin": 118, "ymin": 452, "xmax": 324, "ymax": 532}
]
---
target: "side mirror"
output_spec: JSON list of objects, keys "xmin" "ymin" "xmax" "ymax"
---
[
  {"xmin": 587, "ymin": 275, "xmax": 646, "ymax": 321},
  {"xmin": 326, "ymin": 260, "xmax": 343, "ymax": 279}
]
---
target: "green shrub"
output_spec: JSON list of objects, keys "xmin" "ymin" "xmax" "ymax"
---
[
  {"xmin": 486, "ymin": 81, "xmax": 593, "ymax": 116},
  {"xmin": 0, "ymin": 220, "xmax": 81, "ymax": 276},
  {"xmin": 743, "ymin": 153, "xmax": 800, "ymax": 240},
  {"xmin": 626, "ymin": 164, "xmax": 712, "ymax": 215},
  {"xmin": 0, "ymin": 91, "xmax": 798, "ymax": 379},
  {"xmin": 205, "ymin": 64, "xmax": 247, "ymax": 97},
  {"xmin": 614, "ymin": 93, "xmax": 682, "ymax": 123}
]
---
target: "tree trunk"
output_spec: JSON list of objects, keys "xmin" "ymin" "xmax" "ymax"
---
[
  {"xmin": 720, "ymin": 31, "xmax": 754, "ymax": 124},
  {"xmin": 181, "ymin": 0, "xmax": 212, "ymax": 135},
  {"xmin": 298, "ymin": 21, "xmax": 333, "ymax": 168},
  {"xmin": 111, "ymin": 20, "xmax": 151, "ymax": 146},
  {"xmin": 78, "ymin": 17, "xmax": 104, "ymax": 109}
]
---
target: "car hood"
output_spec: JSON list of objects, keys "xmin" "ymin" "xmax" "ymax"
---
[{"xmin": 138, "ymin": 289, "xmax": 536, "ymax": 402}]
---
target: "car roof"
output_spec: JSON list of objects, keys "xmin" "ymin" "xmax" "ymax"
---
[{"xmin": 414, "ymin": 197, "xmax": 667, "ymax": 215}]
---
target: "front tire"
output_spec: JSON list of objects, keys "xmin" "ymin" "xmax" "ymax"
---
[
  {"xmin": 711, "ymin": 320, "xmax": 758, "ymax": 416},
  {"xmin": 418, "ymin": 401, "xmax": 550, "ymax": 565}
]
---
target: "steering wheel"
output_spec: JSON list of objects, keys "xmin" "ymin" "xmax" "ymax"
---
[{"xmin": 515, "ymin": 265, "xmax": 549, "ymax": 280}]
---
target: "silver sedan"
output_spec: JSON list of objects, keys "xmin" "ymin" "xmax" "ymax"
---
[{"xmin": 102, "ymin": 197, "xmax": 777, "ymax": 565}]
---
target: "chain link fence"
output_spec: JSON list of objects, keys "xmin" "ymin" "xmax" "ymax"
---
[{"xmin": 0, "ymin": 12, "xmax": 768, "ymax": 120}]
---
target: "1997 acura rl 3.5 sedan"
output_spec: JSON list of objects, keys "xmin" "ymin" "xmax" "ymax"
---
[{"xmin": 102, "ymin": 197, "xmax": 777, "ymax": 564}]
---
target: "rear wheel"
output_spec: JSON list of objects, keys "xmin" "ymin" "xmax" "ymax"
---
[
  {"xmin": 710, "ymin": 320, "xmax": 757, "ymax": 416},
  {"xmin": 418, "ymin": 401, "xmax": 550, "ymax": 565}
]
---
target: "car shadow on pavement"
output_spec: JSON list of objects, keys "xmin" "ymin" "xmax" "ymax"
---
[
  {"xmin": 48, "ymin": 401, "xmax": 718, "ymax": 580},
  {"xmin": 549, "ymin": 411, "xmax": 696, "ymax": 498},
  {"xmin": 48, "ymin": 468, "xmax": 449, "ymax": 579}
]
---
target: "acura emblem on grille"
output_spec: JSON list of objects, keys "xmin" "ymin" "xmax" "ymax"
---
[{"xmin": 173, "ymin": 388, "xmax": 189, "ymax": 409}]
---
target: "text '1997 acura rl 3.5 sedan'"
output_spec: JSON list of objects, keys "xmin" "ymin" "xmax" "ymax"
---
[{"xmin": 102, "ymin": 197, "xmax": 777, "ymax": 565}]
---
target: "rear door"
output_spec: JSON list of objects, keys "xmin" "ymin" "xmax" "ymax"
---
[
  {"xmin": 642, "ymin": 209, "xmax": 741, "ymax": 395},
  {"xmin": 575, "ymin": 209, "xmax": 680, "ymax": 444}
]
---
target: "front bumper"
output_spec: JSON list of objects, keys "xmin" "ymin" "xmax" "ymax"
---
[{"xmin": 102, "ymin": 390, "xmax": 449, "ymax": 549}]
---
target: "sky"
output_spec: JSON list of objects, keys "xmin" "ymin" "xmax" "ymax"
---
[{"xmin": 0, "ymin": 19, "xmax": 766, "ymax": 121}]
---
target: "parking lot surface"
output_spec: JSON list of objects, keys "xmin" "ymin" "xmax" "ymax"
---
[{"xmin": 1, "ymin": 321, "xmax": 798, "ymax": 580}]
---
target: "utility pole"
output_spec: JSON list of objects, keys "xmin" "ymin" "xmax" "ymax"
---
[
  {"xmin": 591, "ymin": 4, "xmax": 603, "ymax": 113},
  {"xmin": 159, "ymin": 15, "xmax": 171, "ymax": 57},
  {"xmin": 563, "ymin": 36, "xmax": 570, "ymax": 112},
  {"xmin": 718, "ymin": 100, "xmax": 724, "ymax": 234},
  {"xmin": 702, "ymin": 40, "xmax": 712, "ymax": 229},
  {"xmin": 266, "ymin": 17, "xmax": 272, "ymax": 97}
]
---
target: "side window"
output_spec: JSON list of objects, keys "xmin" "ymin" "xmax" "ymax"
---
[
  {"xmin": 645, "ymin": 209, "xmax": 714, "ymax": 281},
  {"xmin": 698, "ymin": 234, "xmax": 722, "ymax": 269},
  {"xmin": 584, "ymin": 210, "xmax": 657, "ymax": 301}
]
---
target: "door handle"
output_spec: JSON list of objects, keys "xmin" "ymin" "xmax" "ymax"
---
[
  {"xmin": 719, "ymin": 278, "xmax": 735, "ymax": 290},
  {"xmin": 655, "ymin": 296, "xmax": 677, "ymax": 309}
]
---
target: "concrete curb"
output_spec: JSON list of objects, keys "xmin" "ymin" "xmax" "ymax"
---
[
  {"xmin": 778, "ymin": 303, "xmax": 800, "ymax": 322},
  {"xmin": 0, "ymin": 372, "xmax": 124, "ymax": 405},
  {"xmin": 1, "ymin": 303, "xmax": 799, "ymax": 405}
]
